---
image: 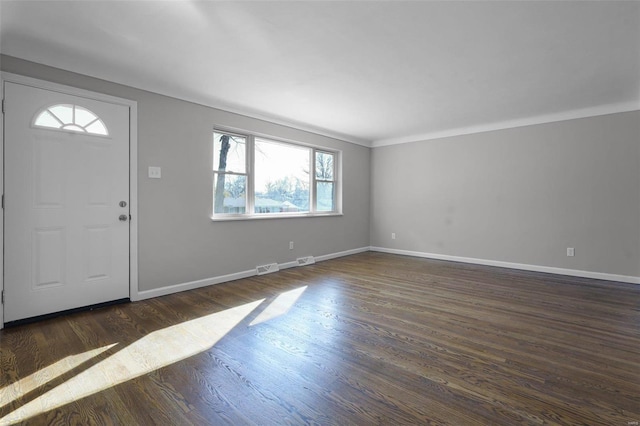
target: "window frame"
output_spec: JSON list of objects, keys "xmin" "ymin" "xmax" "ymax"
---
[
  {"xmin": 212, "ymin": 128, "xmax": 342, "ymax": 221},
  {"xmin": 312, "ymin": 150, "xmax": 337, "ymax": 213},
  {"xmin": 212, "ymin": 130, "xmax": 251, "ymax": 215}
]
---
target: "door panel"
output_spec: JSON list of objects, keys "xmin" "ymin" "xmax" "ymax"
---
[
  {"xmin": 4, "ymin": 81, "xmax": 130, "ymax": 322},
  {"xmin": 32, "ymin": 227, "xmax": 66, "ymax": 289},
  {"xmin": 34, "ymin": 136, "xmax": 66, "ymax": 207},
  {"xmin": 84, "ymin": 225, "xmax": 111, "ymax": 281}
]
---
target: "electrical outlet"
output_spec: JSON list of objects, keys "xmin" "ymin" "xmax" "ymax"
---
[
  {"xmin": 289, "ymin": 241, "xmax": 294, "ymax": 250},
  {"xmin": 391, "ymin": 233, "xmax": 396, "ymax": 240},
  {"xmin": 566, "ymin": 247, "xmax": 575, "ymax": 257}
]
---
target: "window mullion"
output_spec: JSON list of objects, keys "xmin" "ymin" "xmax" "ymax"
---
[
  {"xmin": 334, "ymin": 150, "xmax": 341, "ymax": 213},
  {"xmin": 310, "ymin": 148, "xmax": 317, "ymax": 213},
  {"xmin": 247, "ymin": 135, "xmax": 255, "ymax": 215}
]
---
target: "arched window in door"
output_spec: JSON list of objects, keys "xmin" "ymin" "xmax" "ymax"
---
[{"xmin": 33, "ymin": 104, "xmax": 109, "ymax": 136}]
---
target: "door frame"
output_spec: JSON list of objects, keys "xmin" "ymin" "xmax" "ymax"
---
[{"xmin": 1, "ymin": 72, "xmax": 139, "ymax": 329}]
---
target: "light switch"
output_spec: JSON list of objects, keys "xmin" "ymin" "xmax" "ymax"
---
[{"xmin": 148, "ymin": 166, "xmax": 162, "ymax": 179}]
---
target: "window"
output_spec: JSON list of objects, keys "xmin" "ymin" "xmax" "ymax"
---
[
  {"xmin": 213, "ymin": 133, "xmax": 247, "ymax": 214},
  {"xmin": 34, "ymin": 104, "xmax": 108, "ymax": 136},
  {"xmin": 254, "ymin": 138, "xmax": 310, "ymax": 214},
  {"xmin": 212, "ymin": 130, "xmax": 340, "ymax": 218},
  {"xmin": 315, "ymin": 151, "xmax": 335, "ymax": 212}
]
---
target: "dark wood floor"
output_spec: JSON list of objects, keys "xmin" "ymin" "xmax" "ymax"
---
[{"xmin": 1, "ymin": 252, "xmax": 639, "ymax": 425}]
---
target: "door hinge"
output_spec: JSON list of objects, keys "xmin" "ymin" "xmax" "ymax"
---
[
  {"xmin": 1, "ymin": 290, "xmax": 4, "ymax": 305},
  {"xmin": 1, "ymin": 194, "xmax": 4, "ymax": 209},
  {"xmin": 1, "ymin": 99, "xmax": 4, "ymax": 114}
]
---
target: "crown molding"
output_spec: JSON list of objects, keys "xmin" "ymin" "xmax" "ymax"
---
[{"xmin": 372, "ymin": 101, "xmax": 640, "ymax": 148}]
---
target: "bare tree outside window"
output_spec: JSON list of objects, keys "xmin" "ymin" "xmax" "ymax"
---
[
  {"xmin": 213, "ymin": 133, "xmax": 247, "ymax": 214},
  {"xmin": 213, "ymin": 134, "xmax": 230, "ymax": 213},
  {"xmin": 315, "ymin": 151, "xmax": 335, "ymax": 211}
]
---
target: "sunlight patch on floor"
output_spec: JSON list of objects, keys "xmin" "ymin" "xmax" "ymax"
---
[
  {"xmin": 249, "ymin": 286, "xmax": 307, "ymax": 326},
  {"xmin": 0, "ymin": 343, "xmax": 117, "ymax": 409},
  {"xmin": 0, "ymin": 299, "xmax": 263, "ymax": 425}
]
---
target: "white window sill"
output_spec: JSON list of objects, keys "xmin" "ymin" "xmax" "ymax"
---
[{"xmin": 210, "ymin": 212, "xmax": 343, "ymax": 222}]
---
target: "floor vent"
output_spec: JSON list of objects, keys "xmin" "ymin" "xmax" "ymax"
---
[
  {"xmin": 256, "ymin": 263, "xmax": 280, "ymax": 275},
  {"xmin": 297, "ymin": 256, "xmax": 316, "ymax": 266}
]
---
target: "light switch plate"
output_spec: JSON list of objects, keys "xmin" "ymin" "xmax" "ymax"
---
[{"xmin": 148, "ymin": 166, "xmax": 162, "ymax": 179}]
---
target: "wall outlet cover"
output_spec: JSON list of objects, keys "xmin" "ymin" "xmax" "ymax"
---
[{"xmin": 148, "ymin": 166, "xmax": 162, "ymax": 179}]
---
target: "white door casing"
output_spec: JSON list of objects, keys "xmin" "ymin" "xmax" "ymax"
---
[
  {"xmin": 2, "ymin": 74, "xmax": 138, "ymax": 325},
  {"xmin": 0, "ymin": 77, "xmax": 4, "ymax": 328}
]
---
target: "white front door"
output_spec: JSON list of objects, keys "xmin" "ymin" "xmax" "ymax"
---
[{"xmin": 4, "ymin": 81, "xmax": 131, "ymax": 323}]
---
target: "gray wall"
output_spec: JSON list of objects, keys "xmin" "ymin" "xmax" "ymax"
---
[
  {"xmin": 3, "ymin": 54, "xmax": 639, "ymax": 291},
  {"xmin": 371, "ymin": 111, "xmax": 640, "ymax": 277},
  {"xmin": 1, "ymin": 55, "xmax": 371, "ymax": 292}
]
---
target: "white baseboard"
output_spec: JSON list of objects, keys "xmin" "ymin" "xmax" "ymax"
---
[
  {"xmin": 138, "ymin": 245, "xmax": 637, "ymax": 302},
  {"xmin": 316, "ymin": 246, "xmax": 370, "ymax": 262},
  {"xmin": 135, "ymin": 246, "xmax": 371, "ymax": 301},
  {"xmin": 136, "ymin": 269, "xmax": 257, "ymax": 301},
  {"xmin": 369, "ymin": 246, "xmax": 640, "ymax": 285},
  {"xmin": 279, "ymin": 260, "xmax": 299, "ymax": 270}
]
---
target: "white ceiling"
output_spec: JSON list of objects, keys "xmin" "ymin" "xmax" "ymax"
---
[{"xmin": 1, "ymin": 1, "xmax": 639, "ymax": 147}]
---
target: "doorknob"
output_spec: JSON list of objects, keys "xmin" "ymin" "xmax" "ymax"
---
[{"xmin": 119, "ymin": 214, "xmax": 128, "ymax": 222}]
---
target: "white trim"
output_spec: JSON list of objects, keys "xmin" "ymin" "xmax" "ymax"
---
[
  {"xmin": 136, "ymin": 247, "xmax": 370, "ymax": 301},
  {"xmin": 370, "ymin": 246, "xmax": 640, "ymax": 285},
  {"xmin": 136, "ymin": 269, "xmax": 257, "ymax": 301},
  {"xmin": 128, "ymin": 100, "xmax": 140, "ymax": 302},
  {"xmin": 210, "ymin": 212, "xmax": 344, "ymax": 222},
  {"xmin": 372, "ymin": 101, "xmax": 640, "ymax": 147},
  {"xmin": 315, "ymin": 246, "xmax": 370, "ymax": 263},
  {"xmin": 0, "ymin": 76, "xmax": 4, "ymax": 329},
  {"xmin": 0, "ymin": 72, "xmax": 140, "ymax": 320},
  {"xmin": 279, "ymin": 261, "xmax": 299, "ymax": 270}
]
